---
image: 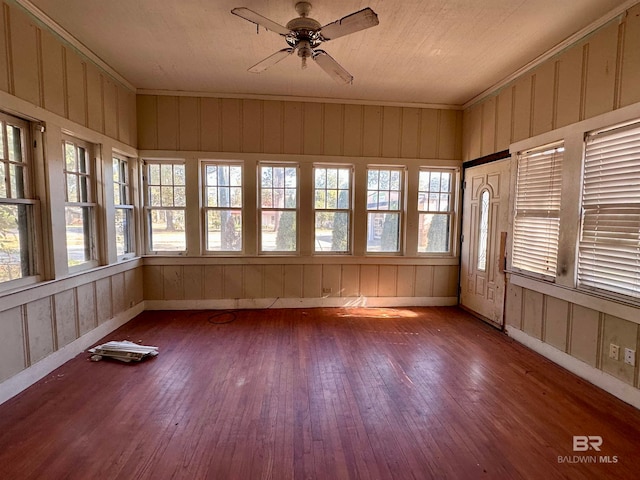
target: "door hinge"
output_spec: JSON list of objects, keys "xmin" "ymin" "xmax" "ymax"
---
[{"xmin": 460, "ymin": 233, "xmax": 464, "ymax": 243}]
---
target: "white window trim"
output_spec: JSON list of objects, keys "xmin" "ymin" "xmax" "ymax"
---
[
  {"xmin": 201, "ymin": 160, "xmax": 244, "ymax": 255},
  {"xmin": 143, "ymin": 159, "xmax": 187, "ymax": 255},
  {"xmin": 416, "ymin": 167, "xmax": 457, "ymax": 256},
  {"xmin": 62, "ymin": 135, "xmax": 100, "ymax": 273},
  {"xmin": 258, "ymin": 162, "xmax": 299, "ymax": 255},
  {"xmin": 313, "ymin": 164, "xmax": 354, "ymax": 255},
  {"xmin": 365, "ymin": 166, "xmax": 405, "ymax": 255}
]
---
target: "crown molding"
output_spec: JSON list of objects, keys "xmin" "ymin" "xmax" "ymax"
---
[
  {"xmin": 463, "ymin": 0, "xmax": 640, "ymax": 110},
  {"xmin": 136, "ymin": 89, "xmax": 463, "ymax": 110},
  {"xmin": 14, "ymin": 0, "xmax": 136, "ymax": 92}
]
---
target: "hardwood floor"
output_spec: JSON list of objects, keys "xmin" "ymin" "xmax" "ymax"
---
[{"xmin": 0, "ymin": 307, "xmax": 638, "ymax": 479}]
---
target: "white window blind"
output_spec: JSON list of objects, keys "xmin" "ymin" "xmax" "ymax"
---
[
  {"xmin": 578, "ymin": 121, "xmax": 640, "ymax": 299},
  {"xmin": 512, "ymin": 143, "xmax": 564, "ymax": 277}
]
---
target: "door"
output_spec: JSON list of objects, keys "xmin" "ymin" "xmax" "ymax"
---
[{"xmin": 460, "ymin": 159, "xmax": 510, "ymax": 328}]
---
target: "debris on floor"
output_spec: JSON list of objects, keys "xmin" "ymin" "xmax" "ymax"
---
[{"xmin": 88, "ymin": 340, "xmax": 159, "ymax": 363}]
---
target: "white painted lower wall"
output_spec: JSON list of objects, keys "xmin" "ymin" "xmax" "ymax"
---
[{"xmin": 0, "ymin": 301, "xmax": 145, "ymax": 405}]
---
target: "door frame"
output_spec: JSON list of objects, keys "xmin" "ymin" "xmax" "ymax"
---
[{"xmin": 459, "ymin": 150, "xmax": 510, "ymax": 329}]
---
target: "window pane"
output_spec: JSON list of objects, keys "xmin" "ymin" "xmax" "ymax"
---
[
  {"xmin": 366, "ymin": 213, "xmax": 399, "ymax": 252},
  {"xmin": 7, "ymin": 126, "xmax": 22, "ymax": 163},
  {"xmin": 149, "ymin": 210, "xmax": 186, "ymax": 251},
  {"xmin": 149, "ymin": 186, "xmax": 161, "ymax": 206},
  {"xmin": 0, "ymin": 163, "xmax": 5, "ymax": 197},
  {"xmin": 65, "ymin": 206, "xmax": 93, "ymax": 266},
  {"xmin": 418, "ymin": 214, "xmax": 450, "ymax": 253},
  {"xmin": 66, "ymin": 174, "xmax": 78, "ymax": 202},
  {"xmin": 315, "ymin": 212, "xmax": 349, "ymax": 253},
  {"xmin": 65, "ymin": 143, "xmax": 76, "ymax": 171},
  {"xmin": 261, "ymin": 211, "xmax": 296, "ymax": 252},
  {"xmin": 174, "ymin": 187, "xmax": 186, "ymax": 207},
  {"xmin": 149, "ymin": 164, "xmax": 160, "ymax": 184},
  {"xmin": 161, "ymin": 164, "xmax": 173, "ymax": 185},
  {"xmin": 477, "ymin": 190, "xmax": 490, "ymax": 271},
  {"xmin": 0, "ymin": 204, "xmax": 32, "ymax": 282},
  {"xmin": 9, "ymin": 164, "xmax": 24, "ymax": 198},
  {"xmin": 207, "ymin": 210, "xmax": 242, "ymax": 251}
]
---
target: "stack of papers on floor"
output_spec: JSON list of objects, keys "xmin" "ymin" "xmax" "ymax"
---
[{"xmin": 88, "ymin": 340, "xmax": 159, "ymax": 363}]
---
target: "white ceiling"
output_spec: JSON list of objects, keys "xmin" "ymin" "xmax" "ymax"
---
[{"xmin": 27, "ymin": 0, "xmax": 629, "ymax": 106}]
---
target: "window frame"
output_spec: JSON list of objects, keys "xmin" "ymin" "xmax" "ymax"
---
[
  {"xmin": 577, "ymin": 121, "xmax": 640, "ymax": 300},
  {"xmin": 511, "ymin": 142, "xmax": 564, "ymax": 280},
  {"xmin": 143, "ymin": 159, "xmax": 187, "ymax": 255},
  {"xmin": 313, "ymin": 164, "xmax": 353, "ymax": 255},
  {"xmin": 416, "ymin": 167, "xmax": 456, "ymax": 255},
  {"xmin": 63, "ymin": 135, "xmax": 99, "ymax": 272},
  {"xmin": 112, "ymin": 154, "xmax": 136, "ymax": 260},
  {"xmin": 201, "ymin": 160, "xmax": 244, "ymax": 254},
  {"xmin": 365, "ymin": 166, "xmax": 405, "ymax": 254},
  {"xmin": 258, "ymin": 162, "xmax": 299, "ymax": 255},
  {"xmin": 0, "ymin": 111, "xmax": 40, "ymax": 291}
]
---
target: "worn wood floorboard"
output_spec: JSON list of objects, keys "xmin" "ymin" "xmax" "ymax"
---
[{"xmin": 0, "ymin": 307, "xmax": 638, "ymax": 479}]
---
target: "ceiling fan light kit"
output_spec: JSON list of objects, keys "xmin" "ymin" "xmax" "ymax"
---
[{"xmin": 231, "ymin": 2, "xmax": 379, "ymax": 85}]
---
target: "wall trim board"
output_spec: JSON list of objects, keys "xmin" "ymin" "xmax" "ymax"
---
[
  {"xmin": 463, "ymin": 0, "xmax": 639, "ymax": 110},
  {"xmin": 142, "ymin": 256, "xmax": 459, "ymax": 267},
  {"xmin": 0, "ymin": 301, "xmax": 144, "ymax": 406},
  {"xmin": 145, "ymin": 296, "xmax": 458, "ymax": 311},
  {"xmin": 506, "ymin": 326, "xmax": 640, "ymax": 410},
  {"xmin": 137, "ymin": 89, "xmax": 463, "ymax": 111},
  {"xmin": 510, "ymin": 274, "xmax": 640, "ymax": 326},
  {"xmin": 0, "ymin": 259, "xmax": 143, "ymax": 312}
]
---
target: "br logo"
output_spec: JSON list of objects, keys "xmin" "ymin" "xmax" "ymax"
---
[{"xmin": 573, "ymin": 436, "xmax": 603, "ymax": 452}]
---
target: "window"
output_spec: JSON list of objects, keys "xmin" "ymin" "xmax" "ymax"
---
[
  {"xmin": 259, "ymin": 164, "xmax": 297, "ymax": 252},
  {"xmin": 477, "ymin": 189, "xmax": 490, "ymax": 271},
  {"xmin": 417, "ymin": 169, "xmax": 454, "ymax": 253},
  {"xmin": 512, "ymin": 143, "xmax": 564, "ymax": 277},
  {"xmin": 145, "ymin": 161, "xmax": 186, "ymax": 252},
  {"xmin": 314, "ymin": 166, "xmax": 352, "ymax": 253},
  {"xmin": 0, "ymin": 112, "xmax": 36, "ymax": 284},
  {"xmin": 64, "ymin": 137, "xmax": 97, "ymax": 268},
  {"xmin": 578, "ymin": 122, "xmax": 640, "ymax": 299},
  {"xmin": 366, "ymin": 167, "xmax": 403, "ymax": 253},
  {"xmin": 203, "ymin": 162, "xmax": 242, "ymax": 252},
  {"xmin": 113, "ymin": 155, "xmax": 135, "ymax": 258}
]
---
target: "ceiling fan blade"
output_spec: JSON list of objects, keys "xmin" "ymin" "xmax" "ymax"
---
[
  {"xmin": 231, "ymin": 7, "xmax": 290, "ymax": 35},
  {"xmin": 313, "ymin": 50, "xmax": 353, "ymax": 85},
  {"xmin": 319, "ymin": 7, "xmax": 379, "ymax": 41},
  {"xmin": 248, "ymin": 48, "xmax": 294, "ymax": 73}
]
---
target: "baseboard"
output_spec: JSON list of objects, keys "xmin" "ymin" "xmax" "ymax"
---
[
  {"xmin": 0, "ymin": 302, "xmax": 145, "ymax": 406},
  {"xmin": 144, "ymin": 296, "xmax": 458, "ymax": 310},
  {"xmin": 506, "ymin": 326, "xmax": 640, "ymax": 410}
]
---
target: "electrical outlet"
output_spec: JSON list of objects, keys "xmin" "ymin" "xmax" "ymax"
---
[
  {"xmin": 609, "ymin": 344, "xmax": 620, "ymax": 360},
  {"xmin": 322, "ymin": 287, "xmax": 332, "ymax": 294},
  {"xmin": 624, "ymin": 348, "xmax": 636, "ymax": 367}
]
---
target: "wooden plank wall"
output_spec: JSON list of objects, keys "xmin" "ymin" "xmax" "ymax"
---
[
  {"xmin": 143, "ymin": 263, "xmax": 459, "ymax": 303},
  {"xmin": 0, "ymin": 1, "xmax": 137, "ymax": 146},
  {"xmin": 463, "ymin": 4, "xmax": 640, "ymax": 160},
  {"xmin": 137, "ymin": 95, "xmax": 463, "ymax": 160},
  {"xmin": 0, "ymin": 265, "xmax": 144, "ymax": 384},
  {"xmin": 506, "ymin": 282, "xmax": 640, "ymax": 389},
  {"xmin": 465, "ymin": 4, "xmax": 640, "ymax": 395}
]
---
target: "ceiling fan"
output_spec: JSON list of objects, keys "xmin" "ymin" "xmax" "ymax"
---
[{"xmin": 231, "ymin": 2, "xmax": 379, "ymax": 85}]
